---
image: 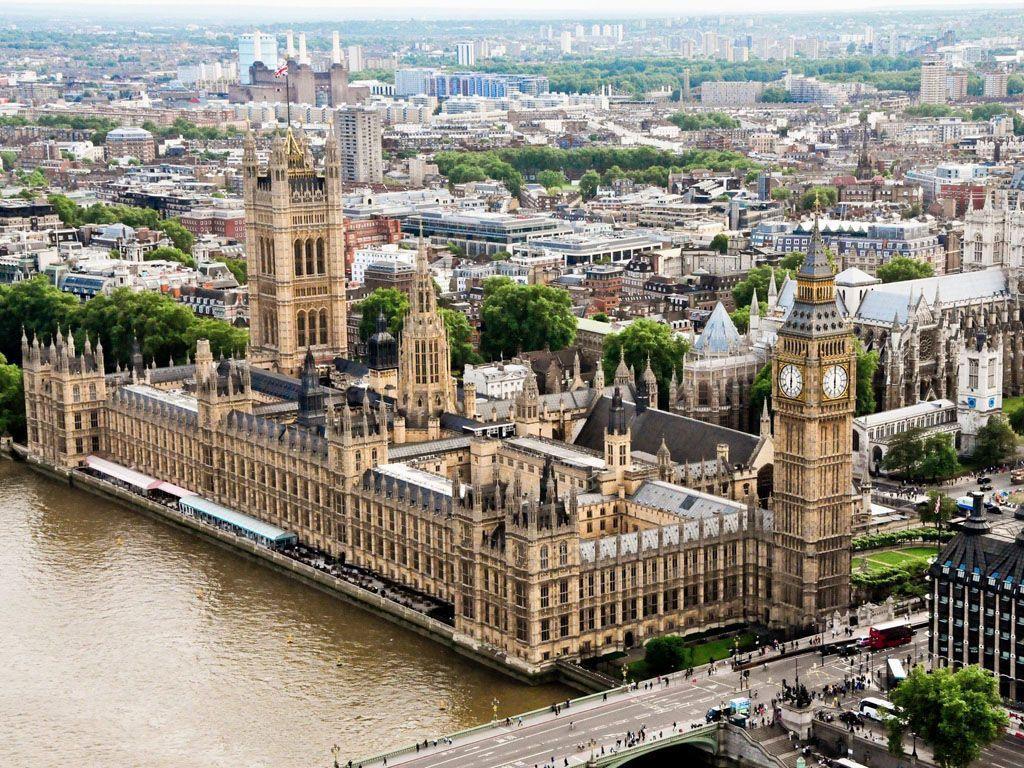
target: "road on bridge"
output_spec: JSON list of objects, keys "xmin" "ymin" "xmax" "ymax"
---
[{"xmin": 350, "ymin": 633, "xmax": 933, "ymax": 768}]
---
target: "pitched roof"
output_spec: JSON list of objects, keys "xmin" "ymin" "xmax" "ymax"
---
[
  {"xmin": 574, "ymin": 393, "xmax": 762, "ymax": 467},
  {"xmin": 693, "ymin": 301, "xmax": 743, "ymax": 355}
]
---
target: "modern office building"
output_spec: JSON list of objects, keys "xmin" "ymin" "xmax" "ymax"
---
[
  {"xmin": 405, "ymin": 210, "xmax": 573, "ymax": 257},
  {"xmin": 929, "ymin": 495, "xmax": 1024, "ymax": 703},
  {"xmin": 237, "ymin": 30, "xmax": 278, "ymax": 86},
  {"xmin": 394, "ymin": 68, "xmax": 549, "ymax": 98},
  {"xmin": 336, "ymin": 106, "xmax": 383, "ymax": 185}
]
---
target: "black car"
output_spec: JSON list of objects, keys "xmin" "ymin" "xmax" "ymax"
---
[
  {"xmin": 835, "ymin": 640, "xmax": 863, "ymax": 657},
  {"xmin": 839, "ymin": 710, "xmax": 865, "ymax": 726}
]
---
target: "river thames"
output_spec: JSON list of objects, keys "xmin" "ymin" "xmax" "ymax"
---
[{"xmin": 0, "ymin": 460, "xmax": 571, "ymax": 768}]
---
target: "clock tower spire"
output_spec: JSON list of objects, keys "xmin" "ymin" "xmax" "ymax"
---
[{"xmin": 771, "ymin": 218, "xmax": 856, "ymax": 631}]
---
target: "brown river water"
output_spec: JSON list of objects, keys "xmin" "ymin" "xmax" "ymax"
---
[{"xmin": 0, "ymin": 460, "xmax": 570, "ymax": 768}]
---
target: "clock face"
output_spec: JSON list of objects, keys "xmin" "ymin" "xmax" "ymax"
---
[
  {"xmin": 778, "ymin": 364, "xmax": 804, "ymax": 399},
  {"xmin": 822, "ymin": 365, "xmax": 849, "ymax": 399}
]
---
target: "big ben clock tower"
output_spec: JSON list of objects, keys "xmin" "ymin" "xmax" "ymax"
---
[{"xmin": 771, "ymin": 219, "xmax": 855, "ymax": 631}]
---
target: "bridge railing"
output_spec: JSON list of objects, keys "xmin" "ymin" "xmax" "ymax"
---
[{"xmin": 348, "ymin": 683, "xmax": 631, "ymax": 768}]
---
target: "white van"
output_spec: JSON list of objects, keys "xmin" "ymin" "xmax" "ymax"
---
[{"xmin": 859, "ymin": 697, "xmax": 897, "ymax": 722}]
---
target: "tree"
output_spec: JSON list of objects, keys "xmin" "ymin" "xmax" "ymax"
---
[
  {"xmin": 730, "ymin": 306, "xmax": 751, "ymax": 333},
  {"xmin": 799, "ymin": 185, "xmax": 838, "ymax": 211},
  {"xmin": 0, "ymin": 352, "xmax": 25, "ymax": 440},
  {"xmin": 923, "ymin": 490, "xmax": 959, "ymax": 528},
  {"xmin": 601, "ymin": 319, "xmax": 688, "ymax": 410},
  {"xmin": 479, "ymin": 279, "xmax": 576, "ymax": 359},
  {"xmin": 668, "ymin": 111, "xmax": 739, "ymax": 131},
  {"xmin": 887, "ymin": 666, "xmax": 1008, "ymax": 768},
  {"xmin": 440, "ymin": 307, "xmax": 480, "ymax": 371},
  {"xmin": 771, "ymin": 187, "xmax": 792, "ymax": 201},
  {"xmin": 357, "ymin": 288, "xmax": 409, "ymax": 343},
  {"xmin": 156, "ymin": 218, "xmax": 194, "ymax": 254},
  {"xmin": 749, "ymin": 363, "xmax": 772, "ymax": 423},
  {"xmin": 222, "ymin": 257, "xmax": 247, "ymax": 285},
  {"xmin": 579, "ymin": 170, "xmax": 600, "ymax": 201},
  {"xmin": 73, "ymin": 289, "xmax": 199, "ymax": 368},
  {"xmin": 710, "ymin": 233, "xmax": 729, "ymax": 254},
  {"xmin": 145, "ymin": 246, "xmax": 196, "ymax": 269},
  {"xmin": 882, "ymin": 427, "xmax": 925, "ymax": 477},
  {"xmin": 536, "ymin": 169, "xmax": 568, "ymax": 191},
  {"xmin": 732, "ymin": 265, "xmax": 794, "ymax": 308},
  {"xmin": 185, "ymin": 318, "xmax": 248, "ymax": 359},
  {"xmin": 591, "ymin": 312, "xmax": 609, "ymax": 323},
  {"xmin": 48, "ymin": 193, "xmax": 81, "ymax": 226},
  {"xmin": 0, "ymin": 277, "xmax": 80, "ymax": 365},
  {"xmin": 918, "ymin": 433, "xmax": 960, "ymax": 482},
  {"xmin": 0, "ymin": 150, "xmax": 16, "ymax": 172},
  {"xmin": 973, "ymin": 414, "xmax": 1017, "ymax": 467},
  {"xmin": 877, "ymin": 257, "xmax": 935, "ymax": 283},
  {"xmin": 643, "ymin": 636, "xmax": 692, "ymax": 676},
  {"xmin": 855, "ymin": 344, "xmax": 879, "ymax": 417},
  {"xmin": 760, "ymin": 87, "xmax": 792, "ymax": 103}
]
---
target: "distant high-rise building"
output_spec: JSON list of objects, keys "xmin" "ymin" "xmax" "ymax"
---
[
  {"xmin": 946, "ymin": 71, "xmax": 969, "ymax": 102},
  {"xmin": 347, "ymin": 45, "xmax": 364, "ymax": 73},
  {"xmin": 920, "ymin": 57, "xmax": 948, "ymax": 105},
  {"xmin": 559, "ymin": 31, "xmax": 573, "ymax": 55},
  {"xmin": 983, "ymin": 70, "xmax": 1009, "ymax": 99},
  {"xmin": 455, "ymin": 42, "xmax": 475, "ymax": 67},
  {"xmin": 336, "ymin": 106, "xmax": 383, "ymax": 185},
  {"xmin": 238, "ymin": 30, "xmax": 278, "ymax": 85}
]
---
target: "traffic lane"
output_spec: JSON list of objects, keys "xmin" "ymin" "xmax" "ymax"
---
[{"xmin": 382, "ymin": 637, "xmax": 931, "ymax": 768}]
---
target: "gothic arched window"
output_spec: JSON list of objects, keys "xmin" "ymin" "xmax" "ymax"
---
[
  {"xmin": 294, "ymin": 240, "xmax": 303, "ymax": 276},
  {"xmin": 540, "ymin": 546, "xmax": 549, "ymax": 570},
  {"xmin": 305, "ymin": 238, "xmax": 315, "ymax": 276},
  {"xmin": 296, "ymin": 310, "xmax": 306, "ymax": 347},
  {"xmin": 316, "ymin": 238, "xmax": 325, "ymax": 275},
  {"xmin": 318, "ymin": 308, "xmax": 328, "ymax": 344},
  {"xmin": 974, "ymin": 233, "xmax": 983, "ymax": 263}
]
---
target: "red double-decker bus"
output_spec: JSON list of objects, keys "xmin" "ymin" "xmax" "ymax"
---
[{"xmin": 865, "ymin": 620, "xmax": 914, "ymax": 650}]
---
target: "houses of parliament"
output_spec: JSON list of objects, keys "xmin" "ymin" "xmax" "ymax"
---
[{"xmin": 22, "ymin": 131, "xmax": 855, "ymax": 670}]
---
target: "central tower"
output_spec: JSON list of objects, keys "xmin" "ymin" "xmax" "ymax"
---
[
  {"xmin": 243, "ymin": 131, "xmax": 347, "ymax": 376},
  {"xmin": 395, "ymin": 239, "xmax": 456, "ymax": 440},
  {"xmin": 771, "ymin": 220, "xmax": 855, "ymax": 630}
]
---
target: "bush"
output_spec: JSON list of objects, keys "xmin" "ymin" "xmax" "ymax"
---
[{"xmin": 852, "ymin": 528, "xmax": 953, "ymax": 551}]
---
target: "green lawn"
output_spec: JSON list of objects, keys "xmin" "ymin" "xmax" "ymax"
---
[
  {"xmin": 627, "ymin": 632, "xmax": 755, "ymax": 680},
  {"xmin": 853, "ymin": 546, "xmax": 939, "ymax": 574}
]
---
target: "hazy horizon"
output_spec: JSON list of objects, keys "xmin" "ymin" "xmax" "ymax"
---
[{"xmin": 4, "ymin": 0, "xmax": 1023, "ymax": 23}]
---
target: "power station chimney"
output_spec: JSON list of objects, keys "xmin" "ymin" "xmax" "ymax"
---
[{"xmin": 331, "ymin": 31, "xmax": 341, "ymax": 64}]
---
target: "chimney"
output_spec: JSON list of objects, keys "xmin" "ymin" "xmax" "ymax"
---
[
  {"xmin": 298, "ymin": 32, "xmax": 308, "ymax": 64},
  {"xmin": 331, "ymin": 31, "xmax": 341, "ymax": 64},
  {"xmin": 286, "ymin": 30, "xmax": 295, "ymax": 59}
]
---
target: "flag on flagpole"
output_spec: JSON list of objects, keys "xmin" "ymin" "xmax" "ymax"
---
[{"xmin": 274, "ymin": 63, "xmax": 288, "ymax": 78}]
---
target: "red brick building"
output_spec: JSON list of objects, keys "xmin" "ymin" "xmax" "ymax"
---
[
  {"xmin": 180, "ymin": 208, "xmax": 246, "ymax": 241},
  {"xmin": 343, "ymin": 216, "xmax": 402, "ymax": 274}
]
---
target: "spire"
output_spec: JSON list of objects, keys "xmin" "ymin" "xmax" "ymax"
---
[
  {"xmin": 760, "ymin": 397, "xmax": 771, "ymax": 436},
  {"xmin": 613, "ymin": 346, "xmax": 632, "ymax": 387},
  {"xmin": 799, "ymin": 215, "xmax": 832, "ymax": 277},
  {"xmin": 768, "ymin": 267, "xmax": 778, "ymax": 305},
  {"xmin": 608, "ymin": 386, "xmax": 627, "ymax": 435}
]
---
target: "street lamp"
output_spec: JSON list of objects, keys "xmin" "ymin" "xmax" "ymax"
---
[
  {"xmin": 331, "ymin": 744, "xmax": 340, "ymax": 768},
  {"xmin": 912, "ymin": 730, "xmax": 918, "ymax": 758}
]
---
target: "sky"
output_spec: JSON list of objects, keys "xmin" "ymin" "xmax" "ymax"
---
[{"xmin": 9, "ymin": 0, "xmax": 1024, "ymax": 21}]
